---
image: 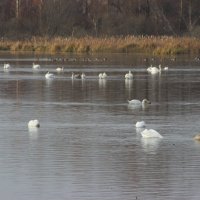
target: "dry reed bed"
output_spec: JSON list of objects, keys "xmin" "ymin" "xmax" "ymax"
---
[{"xmin": 0, "ymin": 36, "xmax": 199, "ymax": 55}]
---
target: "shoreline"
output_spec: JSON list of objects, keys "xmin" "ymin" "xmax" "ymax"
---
[{"xmin": 0, "ymin": 36, "xmax": 199, "ymax": 55}]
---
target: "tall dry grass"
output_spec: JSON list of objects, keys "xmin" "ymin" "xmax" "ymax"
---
[{"xmin": 0, "ymin": 36, "xmax": 199, "ymax": 55}]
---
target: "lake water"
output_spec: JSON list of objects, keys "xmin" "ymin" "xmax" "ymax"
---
[{"xmin": 0, "ymin": 52, "xmax": 200, "ymax": 200}]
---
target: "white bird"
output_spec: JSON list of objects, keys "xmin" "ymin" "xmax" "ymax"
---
[
  {"xmin": 125, "ymin": 71, "xmax": 133, "ymax": 79},
  {"xmin": 164, "ymin": 66, "xmax": 169, "ymax": 71},
  {"xmin": 102, "ymin": 72, "xmax": 107, "ymax": 78},
  {"xmin": 128, "ymin": 99, "xmax": 151, "ymax": 108},
  {"xmin": 4, "ymin": 63, "xmax": 11, "ymax": 69},
  {"xmin": 99, "ymin": 72, "xmax": 107, "ymax": 79},
  {"xmin": 56, "ymin": 67, "xmax": 64, "ymax": 72},
  {"xmin": 98, "ymin": 73, "xmax": 103, "ymax": 78},
  {"xmin": 148, "ymin": 64, "xmax": 162, "ymax": 74},
  {"xmin": 45, "ymin": 71, "xmax": 55, "ymax": 79},
  {"xmin": 81, "ymin": 72, "xmax": 86, "ymax": 79},
  {"xmin": 71, "ymin": 72, "xmax": 81, "ymax": 79},
  {"xmin": 28, "ymin": 119, "xmax": 40, "ymax": 128},
  {"xmin": 147, "ymin": 65, "xmax": 153, "ymax": 72},
  {"xmin": 141, "ymin": 129, "xmax": 163, "ymax": 138},
  {"xmin": 32, "ymin": 63, "xmax": 40, "ymax": 69},
  {"xmin": 136, "ymin": 121, "xmax": 146, "ymax": 128}
]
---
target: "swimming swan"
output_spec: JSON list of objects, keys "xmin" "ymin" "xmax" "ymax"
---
[
  {"xmin": 164, "ymin": 66, "xmax": 169, "ymax": 71},
  {"xmin": 72, "ymin": 72, "xmax": 81, "ymax": 79},
  {"xmin": 28, "ymin": 119, "xmax": 40, "ymax": 128},
  {"xmin": 56, "ymin": 67, "xmax": 64, "ymax": 72},
  {"xmin": 81, "ymin": 73, "xmax": 86, "ymax": 79},
  {"xmin": 147, "ymin": 65, "xmax": 162, "ymax": 74},
  {"xmin": 135, "ymin": 121, "xmax": 146, "ymax": 128},
  {"xmin": 128, "ymin": 99, "xmax": 151, "ymax": 107},
  {"xmin": 45, "ymin": 72, "xmax": 55, "ymax": 79},
  {"xmin": 141, "ymin": 129, "xmax": 163, "ymax": 138},
  {"xmin": 147, "ymin": 65, "xmax": 153, "ymax": 72},
  {"xmin": 4, "ymin": 63, "xmax": 11, "ymax": 69},
  {"xmin": 32, "ymin": 63, "xmax": 40, "ymax": 69},
  {"xmin": 71, "ymin": 72, "xmax": 86, "ymax": 79},
  {"xmin": 99, "ymin": 72, "xmax": 107, "ymax": 79},
  {"xmin": 125, "ymin": 71, "xmax": 133, "ymax": 79}
]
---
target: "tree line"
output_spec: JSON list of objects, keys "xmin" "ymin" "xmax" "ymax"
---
[{"xmin": 0, "ymin": 0, "xmax": 199, "ymax": 39}]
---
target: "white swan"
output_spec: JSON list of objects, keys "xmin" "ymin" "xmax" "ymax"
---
[
  {"xmin": 99, "ymin": 72, "xmax": 107, "ymax": 79},
  {"xmin": 98, "ymin": 73, "xmax": 103, "ymax": 78},
  {"xmin": 28, "ymin": 119, "xmax": 40, "ymax": 128},
  {"xmin": 45, "ymin": 71, "xmax": 55, "ymax": 79},
  {"xmin": 125, "ymin": 71, "xmax": 133, "ymax": 79},
  {"xmin": 136, "ymin": 121, "xmax": 146, "ymax": 128},
  {"xmin": 81, "ymin": 73, "xmax": 86, "ymax": 79},
  {"xmin": 71, "ymin": 72, "xmax": 82, "ymax": 79},
  {"xmin": 56, "ymin": 67, "xmax": 64, "ymax": 72},
  {"xmin": 148, "ymin": 64, "xmax": 162, "ymax": 74},
  {"xmin": 164, "ymin": 66, "xmax": 168, "ymax": 71},
  {"xmin": 147, "ymin": 65, "xmax": 153, "ymax": 72},
  {"xmin": 4, "ymin": 63, "xmax": 11, "ymax": 69},
  {"xmin": 128, "ymin": 99, "xmax": 151, "ymax": 108},
  {"xmin": 32, "ymin": 63, "xmax": 40, "ymax": 69},
  {"xmin": 141, "ymin": 129, "xmax": 163, "ymax": 138}
]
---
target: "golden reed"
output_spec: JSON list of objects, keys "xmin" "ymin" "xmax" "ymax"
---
[{"xmin": 0, "ymin": 36, "xmax": 199, "ymax": 55}]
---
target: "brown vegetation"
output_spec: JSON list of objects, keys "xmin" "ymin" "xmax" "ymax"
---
[{"xmin": 0, "ymin": 36, "xmax": 199, "ymax": 55}]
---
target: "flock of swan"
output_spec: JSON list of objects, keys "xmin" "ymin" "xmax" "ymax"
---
[
  {"xmin": 42, "ymin": 63, "xmax": 168, "ymax": 80},
  {"xmin": 27, "ymin": 95, "xmax": 162, "ymax": 139},
  {"xmin": 5, "ymin": 62, "xmax": 196, "ymax": 141},
  {"xmin": 3, "ymin": 62, "xmax": 167, "ymax": 139},
  {"xmin": 4, "ymin": 62, "xmax": 169, "ymax": 81}
]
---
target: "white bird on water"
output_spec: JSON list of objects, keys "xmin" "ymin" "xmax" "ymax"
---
[
  {"xmin": 56, "ymin": 67, "xmax": 64, "ymax": 72},
  {"xmin": 32, "ymin": 63, "xmax": 40, "ymax": 69},
  {"xmin": 71, "ymin": 72, "xmax": 85, "ymax": 80},
  {"xmin": 99, "ymin": 72, "xmax": 107, "ymax": 79},
  {"xmin": 141, "ymin": 129, "xmax": 163, "ymax": 138},
  {"xmin": 147, "ymin": 64, "xmax": 162, "ymax": 74},
  {"xmin": 164, "ymin": 66, "xmax": 169, "ymax": 71},
  {"xmin": 135, "ymin": 121, "xmax": 146, "ymax": 128},
  {"xmin": 28, "ymin": 119, "xmax": 40, "ymax": 128},
  {"xmin": 4, "ymin": 63, "xmax": 11, "ymax": 69},
  {"xmin": 81, "ymin": 73, "xmax": 86, "ymax": 79},
  {"xmin": 125, "ymin": 71, "xmax": 133, "ymax": 79},
  {"xmin": 45, "ymin": 71, "xmax": 55, "ymax": 79},
  {"xmin": 128, "ymin": 99, "xmax": 151, "ymax": 108}
]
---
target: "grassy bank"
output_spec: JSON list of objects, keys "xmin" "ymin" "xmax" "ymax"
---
[{"xmin": 0, "ymin": 36, "xmax": 199, "ymax": 55}]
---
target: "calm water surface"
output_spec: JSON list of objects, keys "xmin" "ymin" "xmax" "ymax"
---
[{"xmin": 0, "ymin": 53, "xmax": 200, "ymax": 200}]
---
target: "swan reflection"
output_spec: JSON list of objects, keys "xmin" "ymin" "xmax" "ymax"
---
[
  {"xmin": 28, "ymin": 127, "xmax": 39, "ymax": 140},
  {"xmin": 141, "ymin": 137, "xmax": 161, "ymax": 154},
  {"xmin": 125, "ymin": 79, "xmax": 133, "ymax": 90},
  {"xmin": 99, "ymin": 79, "xmax": 107, "ymax": 89}
]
